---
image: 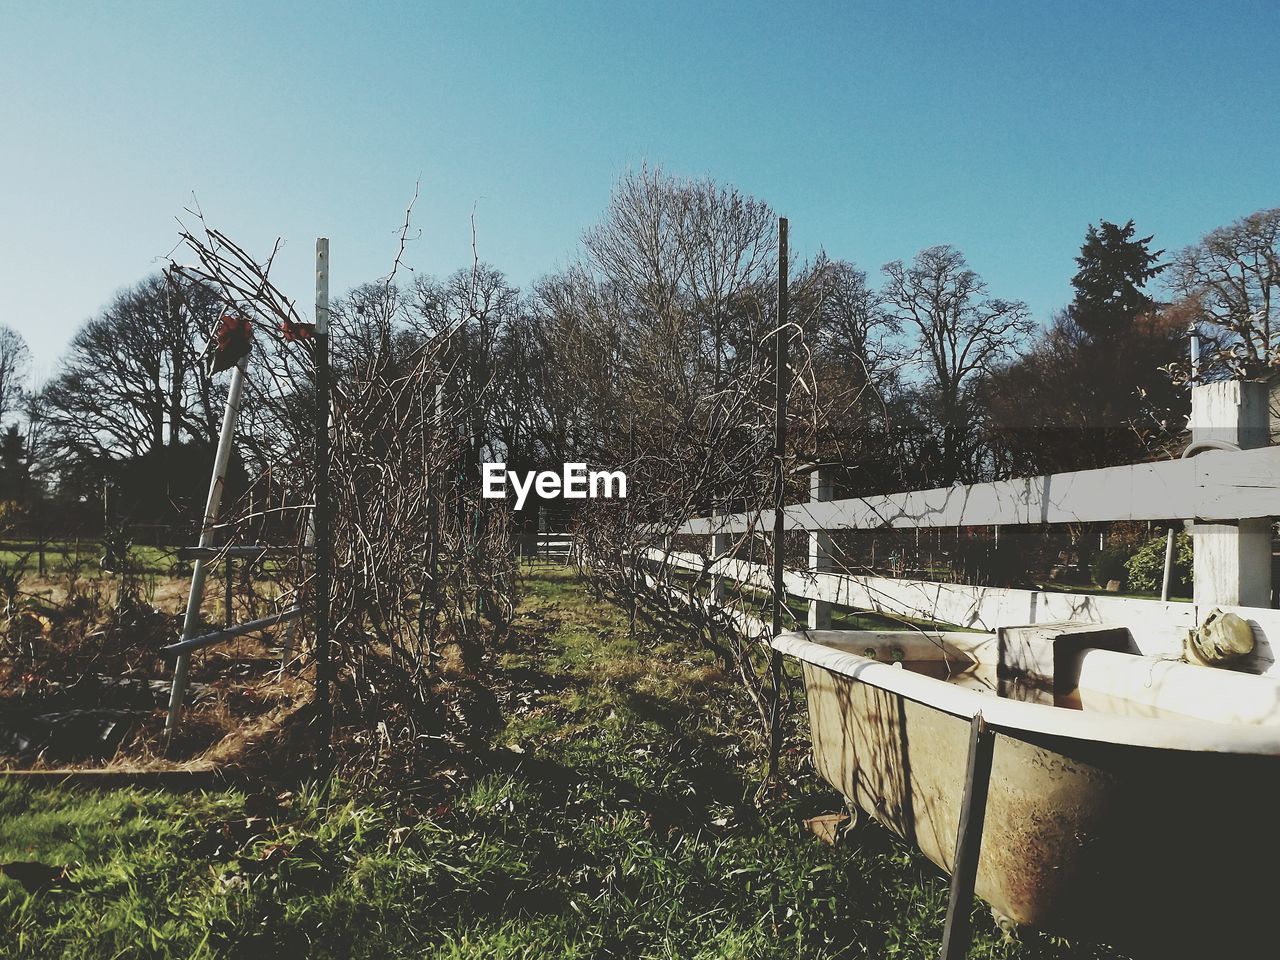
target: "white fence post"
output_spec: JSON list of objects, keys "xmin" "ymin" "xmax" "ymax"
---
[
  {"xmin": 711, "ymin": 506, "xmax": 731, "ymax": 602},
  {"xmin": 808, "ymin": 466, "xmax": 834, "ymax": 630},
  {"xmin": 1190, "ymin": 379, "xmax": 1272, "ymax": 609}
]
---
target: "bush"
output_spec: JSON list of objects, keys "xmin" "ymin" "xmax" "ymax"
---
[
  {"xmin": 1090, "ymin": 546, "xmax": 1130, "ymax": 587},
  {"xmin": 1126, "ymin": 532, "xmax": 1192, "ymax": 595}
]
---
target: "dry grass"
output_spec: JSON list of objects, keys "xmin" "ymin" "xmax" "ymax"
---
[{"xmin": 2, "ymin": 569, "xmax": 319, "ymax": 775}]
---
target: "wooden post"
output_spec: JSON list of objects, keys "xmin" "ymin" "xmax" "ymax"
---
[
  {"xmin": 313, "ymin": 238, "xmax": 334, "ymax": 771},
  {"xmin": 808, "ymin": 465, "xmax": 834, "ymax": 630},
  {"xmin": 939, "ymin": 712, "xmax": 996, "ymax": 960},
  {"xmin": 1190, "ymin": 380, "xmax": 1271, "ymax": 609}
]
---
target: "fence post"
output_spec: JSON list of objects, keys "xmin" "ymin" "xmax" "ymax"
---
[
  {"xmin": 808, "ymin": 465, "xmax": 834, "ymax": 630},
  {"xmin": 710, "ymin": 509, "xmax": 731, "ymax": 603},
  {"xmin": 1190, "ymin": 379, "xmax": 1271, "ymax": 609}
]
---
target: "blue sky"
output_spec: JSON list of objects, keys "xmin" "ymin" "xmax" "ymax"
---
[{"xmin": 2, "ymin": 0, "xmax": 1277, "ymax": 374}]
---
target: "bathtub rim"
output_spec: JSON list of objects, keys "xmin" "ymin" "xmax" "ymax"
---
[{"xmin": 775, "ymin": 629, "xmax": 1280, "ymax": 755}]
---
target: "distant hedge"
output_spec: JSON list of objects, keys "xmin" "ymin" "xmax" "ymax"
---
[
  {"xmin": 1126, "ymin": 532, "xmax": 1192, "ymax": 595},
  {"xmin": 1090, "ymin": 546, "xmax": 1130, "ymax": 587}
]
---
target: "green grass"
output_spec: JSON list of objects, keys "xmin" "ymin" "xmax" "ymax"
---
[
  {"xmin": 0, "ymin": 566, "xmax": 1127, "ymax": 959},
  {"xmin": 0, "ymin": 540, "xmax": 175, "ymax": 577}
]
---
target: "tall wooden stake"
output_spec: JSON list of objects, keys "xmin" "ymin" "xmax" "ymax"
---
[
  {"xmin": 766, "ymin": 216, "xmax": 789, "ymax": 781},
  {"xmin": 313, "ymin": 238, "xmax": 333, "ymax": 772}
]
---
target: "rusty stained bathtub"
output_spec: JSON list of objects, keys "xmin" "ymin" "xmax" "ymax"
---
[{"xmin": 775, "ymin": 628, "xmax": 1280, "ymax": 958}]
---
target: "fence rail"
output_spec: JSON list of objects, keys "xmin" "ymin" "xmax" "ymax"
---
[
  {"xmin": 653, "ymin": 380, "xmax": 1280, "ymax": 677},
  {"xmin": 680, "ymin": 445, "xmax": 1280, "ymax": 536}
]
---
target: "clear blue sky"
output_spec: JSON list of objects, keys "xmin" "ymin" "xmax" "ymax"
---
[{"xmin": 2, "ymin": 0, "xmax": 1277, "ymax": 374}]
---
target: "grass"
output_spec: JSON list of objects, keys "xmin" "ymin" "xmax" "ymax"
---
[
  {"xmin": 0, "ymin": 566, "xmax": 1128, "ymax": 959},
  {"xmin": 0, "ymin": 540, "xmax": 175, "ymax": 577}
]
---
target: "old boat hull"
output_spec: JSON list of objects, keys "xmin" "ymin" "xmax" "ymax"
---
[{"xmin": 777, "ymin": 629, "xmax": 1280, "ymax": 957}]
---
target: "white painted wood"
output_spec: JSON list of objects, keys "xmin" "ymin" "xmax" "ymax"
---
[
  {"xmin": 773, "ymin": 632, "xmax": 1280, "ymax": 754},
  {"xmin": 680, "ymin": 445, "xmax": 1280, "ymax": 535},
  {"xmin": 646, "ymin": 548, "xmax": 1280, "ymax": 675},
  {"xmin": 653, "ymin": 385, "xmax": 1280, "ymax": 680},
  {"xmin": 1190, "ymin": 380, "xmax": 1273, "ymax": 609},
  {"xmin": 808, "ymin": 468, "xmax": 834, "ymax": 630}
]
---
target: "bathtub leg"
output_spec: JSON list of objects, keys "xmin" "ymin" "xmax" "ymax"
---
[{"xmin": 939, "ymin": 712, "xmax": 995, "ymax": 960}]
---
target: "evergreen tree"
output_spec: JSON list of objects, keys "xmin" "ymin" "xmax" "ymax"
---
[
  {"xmin": 0, "ymin": 424, "xmax": 27, "ymax": 501},
  {"xmin": 1067, "ymin": 220, "xmax": 1166, "ymax": 341}
]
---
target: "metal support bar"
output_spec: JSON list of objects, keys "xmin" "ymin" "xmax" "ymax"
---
[
  {"xmin": 163, "ymin": 607, "xmax": 304, "ymax": 656},
  {"xmin": 313, "ymin": 238, "xmax": 334, "ymax": 771},
  {"xmin": 939, "ymin": 712, "xmax": 997, "ymax": 960},
  {"xmin": 178, "ymin": 545, "xmax": 316, "ymax": 560},
  {"xmin": 165, "ymin": 353, "xmax": 249, "ymax": 741}
]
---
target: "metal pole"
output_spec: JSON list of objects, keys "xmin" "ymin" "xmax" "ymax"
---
[
  {"xmin": 939, "ymin": 712, "xmax": 996, "ymax": 960},
  {"xmin": 164, "ymin": 353, "xmax": 249, "ymax": 740},
  {"xmin": 426, "ymin": 380, "xmax": 442, "ymax": 666},
  {"xmin": 1188, "ymin": 321, "xmax": 1200, "ymax": 383},
  {"xmin": 313, "ymin": 238, "xmax": 333, "ymax": 771},
  {"xmin": 165, "ymin": 606, "xmax": 304, "ymax": 656},
  {"xmin": 772, "ymin": 216, "xmax": 789, "ymax": 637},
  {"xmin": 766, "ymin": 217, "xmax": 789, "ymax": 781},
  {"xmin": 1160, "ymin": 527, "xmax": 1176, "ymax": 602}
]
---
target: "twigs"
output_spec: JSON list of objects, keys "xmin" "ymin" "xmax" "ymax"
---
[{"xmin": 166, "ymin": 208, "xmax": 518, "ymax": 782}]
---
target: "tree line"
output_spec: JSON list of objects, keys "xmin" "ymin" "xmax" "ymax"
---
[{"xmin": 0, "ymin": 167, "xmax": 1276, "ymax": 538}]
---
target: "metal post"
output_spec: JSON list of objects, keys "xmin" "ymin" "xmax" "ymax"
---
[
  {"xmin": 1160, "ymin": 527, "xmax": 1176, "ymax": 602},
  {"xmin": 426, "ymin": 380, "xmax": 442, "ymax": 666},
  {"xmin": 771, "ymin": 216, "xmax": 790, "ymax": 638},
  {"xmin": 313, "ymin": 238, "xmax": 333, "ymax": 771},
  {"xmin": 766, "ymin": 217, "xmax": 790, "ymax": 781},
  {"xmin": 939, "ymin": 712, "xmax": 996, "ymax": 960},
  {"xmin": 165, "ymin": 353, "xmax": 249, "ymax": 740},
  {"xmin": 1188, "ymin": 321, "xmax": 1200, "ymax": 383}
]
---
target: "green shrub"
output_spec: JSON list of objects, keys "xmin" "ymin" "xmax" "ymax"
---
[
  {"xmin": 1126, "ymin": 532, "xmax": 1193, "ymax": 595},
  {"xmin": 1090, "ymin": 546, "xmax": 1130, "ymax": 587}
]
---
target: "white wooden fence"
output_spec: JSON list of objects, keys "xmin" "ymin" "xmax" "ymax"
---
[{"xmin": 655, "ymin": 380, "xmax": 1280, "ymax": 676}]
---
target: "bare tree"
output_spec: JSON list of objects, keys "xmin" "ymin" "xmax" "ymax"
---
[
  {"xmin": 40, "ymin": 274, "xmax": 224, "ymax": 463},
  {"xmin": 1170, "ymin": 206, "xmax": 1280, "ymax": 376},
  {"xmin": 0, "ymin": 326, "xmax": 31, "ymax": 426},
  {"xmin": 882, "ymin": 245, "xmax": 1031, "ymax": 484}
]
